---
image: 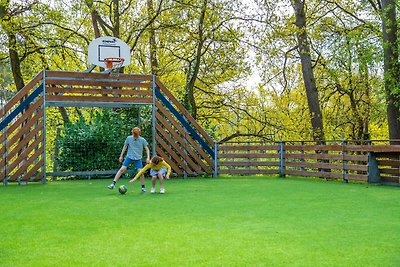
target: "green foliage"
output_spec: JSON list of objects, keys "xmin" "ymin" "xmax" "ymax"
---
[
  {"xmin": 56, "ymin": 108, "xmax": 150, "ymax": 172},
  {"xmin": 0, "ymin": 0, "xmax": 396, "ymax": 144}
]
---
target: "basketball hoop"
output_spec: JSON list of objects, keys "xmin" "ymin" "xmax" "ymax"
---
[{"xmin": 104, "ymin": 57, "xmax": 125, "ymax": 76}]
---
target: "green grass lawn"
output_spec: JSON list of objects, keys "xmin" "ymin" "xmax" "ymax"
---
[{"xmin": 0, "ymin": 176, "xmax": 399, "ymax": 267}]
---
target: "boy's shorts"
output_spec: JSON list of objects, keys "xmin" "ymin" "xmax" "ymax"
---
[
  {"xmin": 150, "ymin": 167, "xmax": 167, "ymax": 177},
  {"xmin": 123, "ymin": 157, "xmax": 143, "ymax": 169}
]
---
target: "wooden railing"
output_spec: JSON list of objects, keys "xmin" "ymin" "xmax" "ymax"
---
[
  {"xmin": 218, "ymin": 141, "xmax": 400, "ymax": 185},
  {"xmin": 1, "ymin": 72, "xmax": 45, "ymax": 184},
  {"xmin": 44, "ymin": 71, "xmax": 154, "ymax": 106}
]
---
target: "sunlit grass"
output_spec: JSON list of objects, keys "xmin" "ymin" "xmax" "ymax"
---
[{"xmin": 1, "ymin": 176, "xmax": 399, "ymax": 266}]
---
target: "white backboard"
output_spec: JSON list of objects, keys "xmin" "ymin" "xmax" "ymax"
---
[{"xmin": 88, "ymin": 36, "xmax": 130, "ymax": 68}]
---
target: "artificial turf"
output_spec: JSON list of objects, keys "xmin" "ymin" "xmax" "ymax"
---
[{"xmin": 0, "ymin": 176, "xmax": 399, "ymax": 266}]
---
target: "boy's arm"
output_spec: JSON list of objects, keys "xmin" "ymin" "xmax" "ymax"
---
[
  {"xmin": 130, "ymin": 164, "xmax": 149, "ymax": 183},
  {"xmin": 119, "ymin": 144, "xmax": 127, "ymax": 162},
  {"xmin": 145, "ymin": 146, "xmax": 150, "ymax": 163},
  {"xmin": 163, "ymin": 161, "xmax": 172, "ymax": 178}
]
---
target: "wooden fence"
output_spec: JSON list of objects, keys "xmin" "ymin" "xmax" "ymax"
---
[{"xmin": 217, "ymin": 141, "xmax": 400, "ymax": 185}]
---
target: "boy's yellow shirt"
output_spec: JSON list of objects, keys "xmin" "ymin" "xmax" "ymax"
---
[{"xmin": 133, "ymin": 161, "xmax": 171, "ymax": 180}]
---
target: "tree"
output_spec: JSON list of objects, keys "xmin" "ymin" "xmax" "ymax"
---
[
  {"xmin": 147, "ymin": 0, "xmax": 160, "ymax": 75},
  {"xmin": 0, "ymin": 0, "xmax": 30, "ymax": 90},
  {"xmin": 377, "ymin": 0, "xmax": 400, "ymax": 143},
  {"xmin": 291, "ymin": 0, "xmax": 325, "ymax": 142}
]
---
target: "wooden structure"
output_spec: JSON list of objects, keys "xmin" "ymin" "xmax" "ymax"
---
[
  {"xmin": 218, "ymin": 141, "xmax": 400, "ymax": 185},
  {"xmin": 0, "ymin": 71, "xmax": 215, "ymax": 185}
]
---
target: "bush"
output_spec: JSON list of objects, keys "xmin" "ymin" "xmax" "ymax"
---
[{"xmin": 56, "ymin": 108, "xmax": 150, "ymax": 172}]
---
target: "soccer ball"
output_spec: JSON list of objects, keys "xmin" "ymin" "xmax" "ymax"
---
[{"xmin": 118, "ymin": 185, "xmax": 127, "ymax": 194}]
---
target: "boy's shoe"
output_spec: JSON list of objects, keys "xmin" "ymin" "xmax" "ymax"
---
[
  {"xmin": 150, "ymin": 187, "xmax": 156, "ymax": 193},
  {"xmin": 107, "ymin": 183, "xmax": 115, "ymax": 189},
  {"xmin": 141, "ymin": 188, "xmax": 147, "ymax": 193},
  {"xmin": 160, "ymin": 188, "xmax": 165, "ymax": 194}
]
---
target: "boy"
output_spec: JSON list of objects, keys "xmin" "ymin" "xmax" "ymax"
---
[
  {"xmin": 108, "ymin": 127, "xmax": 150, "ymax": 191},
  {"xmin": 130, "ymin": 155, "xmax": 171, "ymax": 194}
]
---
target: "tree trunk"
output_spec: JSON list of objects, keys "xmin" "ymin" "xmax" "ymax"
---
[
  {"xmin": 112, "ymin": 0, "xmax": 119, "ymax": 37},
  {"xmin": 147, "ymin": 0, "xmax": 159, "ymax": 75},
  {"xmin": 380, "ymin": 0, "xmax": 400, "ymax": 144},
  {"xmin": 184, "ymin": 0, "xmax": 207, "ymax": 119},
  {"xmin": 291, "ymin": 0, "xmax": 325, "ymax": 143},
  {"xmin": 8, "ymin": 34, "xmax": 25, "ymax": 90}
]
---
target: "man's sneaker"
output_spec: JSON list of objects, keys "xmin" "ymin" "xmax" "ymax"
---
[
  {"xmin": 150, "ymin": 187, "xmax": 156, "ymax": 193},
  {"xmin": 160, "ymin": 188, "xmax": 165, "ymax": 194},
  {"xmin": 141, "ymin": 188, "xmax": 147, "ymax": 193},
  {"xmin": 107, "ymin": 183, "xmax": 115, "ymax": 189}
]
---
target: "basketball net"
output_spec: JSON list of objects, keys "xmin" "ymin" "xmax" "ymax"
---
[{"xmin": 104, "ymin": 57, "xmax": 125, "ymax": 77}]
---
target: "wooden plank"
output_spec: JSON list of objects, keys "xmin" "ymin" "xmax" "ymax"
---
[
  {"xmin": 283, "ymin": 153, "xmax": 367, "ymax": 161},
  {"xmin": 156, "ymin": 78, "xmax": 214, "ymax": 146},
  {"xmin": 368, "ymin": 146, "xmax": 400, "ymax": 152},
  {"xmin": 218, "ymin": 145, "xmax": 280, "ymax": 151},
  {"xmin": 9, "ymin": 147, "xmax": 44, "ymax": 181},
  {"xmin": 45, "ymin": 71, "xmax": 153, "ymax": 81},
  {"xmin": 22, "ymin": 158, "xmax": 44, "ymax": 181},
  {"xmin": 375, "ymin": 152, "xmax": 400, "ymax": 158},
  {"xmin": 45, "ymin": 78, "xmax": 152, "ymax": 88},
  {"xmin": 283, "ymin": 144, "xmax": 385, "ymax": 152},
  {"xmin": 5, "ymin": 135, "xmax": 44, "ymax": 175},
  {"xmin": 218, "ymin": 161, "xmax": 280, "ymax": 167},
  {"xmin": 156, "ymin": 110, "xmax": 211, "ymax": 170},
  {"xmin": 380, "ymin": 175, "xmax": 400, "ymax": 183},
  {"xmin": 46, "ymin": 95, "xmax": 152, "ymax": 104},
  {"xmin": 0, "ymin": 143, "xmax": 5, "ymax": 160},
  {"xmin": 46, "ymin": 86, "xmax": 152, "ymax": 96},
  {"xmin": 284, "ymin": 145, "xmax": 343, "ymax": 151},
  {"xmin": 156, "ymin": 128, "xmax": 203, "ymax": 174},
  {"xmin": 376, "ymin": 159, "xmax": 400, "ymax": 167},
  {"xmin": 284, "ymin": 169, "xmax": 344, "ymax": 179},
  {"xmin": 5, "ymin": 122, "xmax": 43, "ymax": 161},
  {"xmin": 219, "ymin": 153, "xmax": 280, "ymax": 159},
  {"xmin": 155, "ymin": 137, "xmax": 194, "ymax": 175},
  {"xmin": 156, "ymin": 112, "xmax": 212, "ymax": 172},
  {"xmin": 285, "ymin": 161, "xmax": 368, "ymax": 172},
  {"xmin": 218, "ymin": 169, "xmax": 279, "ymax": 175},
  {"xmin": 156, "ymin": 124, "xmax": 204, "ymax": 174},
  {"xmin": 156, "ymin": 102, "xmax": 214, "ymax": 166},
  {"xmin": 345, "ymin": 173, "xmax": 368, "ymax": 181},
  {"xmin": 342, "ymin": 164, "xmax": 368, "ymax": 172},
  {"xmin": 379, "ymin": 168, "xmax": 400, "ymax": 175}
]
